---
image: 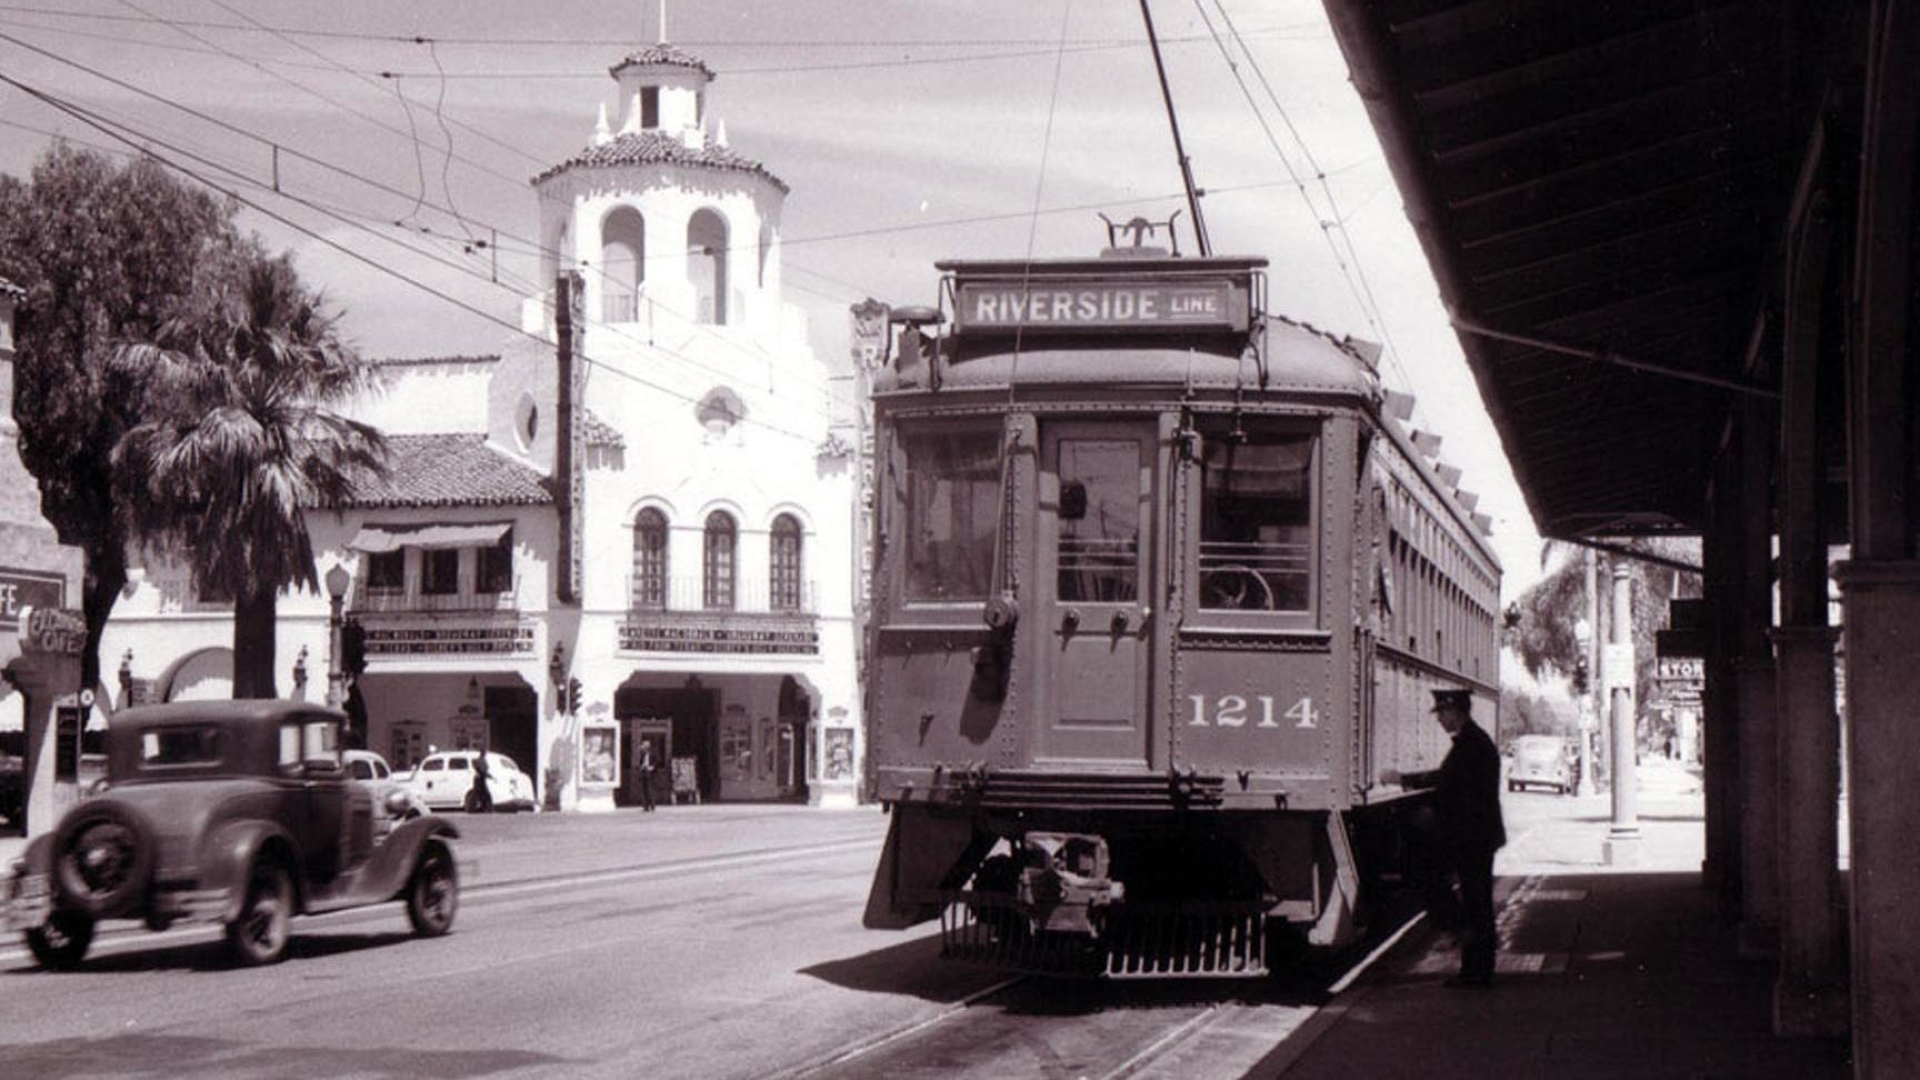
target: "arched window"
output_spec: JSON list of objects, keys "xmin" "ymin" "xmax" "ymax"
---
[
  {"xmin": 688, "ymin": 208, "xmax": 729, "ymax": 325},
  {"xmin": 602, "ymin": 207, "xmax": 646, "ymax": 323},
  {"xmin": 770, "ymin": 514, "xmax": 803, "ymax": 611},
  {"xmin": 703, "ymin": 511, "xmax": 736, "ymax": 610},
  {"xmin": 633, "ymin": 508, "xmax": 669, "ymax": 610}
]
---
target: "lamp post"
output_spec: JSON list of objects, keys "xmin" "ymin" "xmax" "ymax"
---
[
  {"xmin": 1574, "ymin": 616, "xmax": 1596, "ymax": 796},
  {"xmin": 325, "ymin": 564, "xmax": 350, "ymax": 707}
]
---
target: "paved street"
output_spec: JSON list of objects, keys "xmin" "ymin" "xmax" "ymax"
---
[{"xmin": 1, "ymin": 765, "xmax": 1719, "ymax": 1080}]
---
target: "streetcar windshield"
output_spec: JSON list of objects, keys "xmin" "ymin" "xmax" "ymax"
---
[
  {"xmin": 1197, "ymin": 423, "xmax": 1315, "ymax": 612},
  {"xmin": 901, "ymin": 428, "xmax": 1001, "ymax": 602}
]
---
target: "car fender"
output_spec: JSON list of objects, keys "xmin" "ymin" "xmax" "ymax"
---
[
  {"xmin": 359, "ymin": 816, "xmax": 461, "ymax": 900},
  {"xmin": 198, "ymin": 819, "xmax": 303, "ymax": 921}
]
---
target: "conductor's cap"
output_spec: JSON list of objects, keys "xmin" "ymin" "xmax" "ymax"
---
[{"xmin": 1429, "ymin": 688, "xmax": 1472, "ymax": 713}]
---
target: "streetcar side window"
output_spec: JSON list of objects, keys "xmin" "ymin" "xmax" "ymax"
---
[
  {"xmin": 900, "ymin": 428, "xmax": 1001, "ymax": 602},
  {"xmin": 1196, "ymin": 423, "xmax": 1315, "ymax": 612}
]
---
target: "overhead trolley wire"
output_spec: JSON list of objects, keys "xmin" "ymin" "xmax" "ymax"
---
[
  {"xmin": 0, "ymin": 5, "xmax": 1325, "ymax": 48},
  {"xmin": 0, "ymin": 71, "xmax": 834, "ymax": 447}
]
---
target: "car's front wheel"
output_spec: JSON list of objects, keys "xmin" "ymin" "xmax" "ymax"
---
[
  {"xmin": 25, "ymin": 909, "xmax": 95, "ymax": 970},
  {"xmin": 405, "ymin": 839, "xmax": 458, "ymax": 937},
  {"xmin": 226, "ymin": 859, "xmax": 294, "ymax": 966}
]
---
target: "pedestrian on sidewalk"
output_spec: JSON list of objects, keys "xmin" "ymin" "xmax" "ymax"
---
[
  {"xmin": 1382, "ymin": 688, "xmax": 1506, "ymax": 987},
  {"xmin": 637, "ymin": 740, "xmax": 657, "ymax": 812},
  {"xmin": 469, "ymin": 751, "xmax": 494, "ymax": 813}
]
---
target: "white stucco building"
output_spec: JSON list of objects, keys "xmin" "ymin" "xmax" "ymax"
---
[{"xmin": 100, "ymin": 40, "xmax": 864, "ymax": 811}]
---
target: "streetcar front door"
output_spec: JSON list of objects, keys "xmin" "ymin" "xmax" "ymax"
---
[{"xmin": 1036, "ymin": 421, "xmax": 1155, "ymax": 767}]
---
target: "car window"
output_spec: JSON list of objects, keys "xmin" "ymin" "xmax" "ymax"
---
[
  {"xmin": 373, "ymin": 759, "xmax": 389, "ymax": 780},
  {"xmin": 303, "ymin": 721, "xmax": 342, "ymax": 769},
  {"xmin": 448, "ymin": 757, "xmax": 470, "ymax": 772},
  {"xmin": 349, "ymin": 760, "xmax": 374, "ymax": 780},
  {"xmin": 140, "ymin": 727, "xmax": 228, "ymax": 767},
  {"xmin": 422, "ymin": 758, "xmax": 444, "ymax": 773},
  {"xmin": 278, "ymin": 724, "xmax": 302, "ymax": 769}
]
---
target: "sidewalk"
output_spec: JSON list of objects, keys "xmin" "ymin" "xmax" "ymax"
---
[{"xmin": 1253, "ymin": 761, "xmax": 1852, "ymax": 1080}]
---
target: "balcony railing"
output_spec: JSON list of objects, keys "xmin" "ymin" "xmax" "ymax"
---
[
  {"xmin": 621, "ymin": 576, "xmax": 820, "ymax": 655},
  {"xmin": 626, "ymin": 575, "xmax": 817, "ymax": 615},
  {"xmin": 351, "ymin": 578, "xmax": 521, "ymax": 614}
]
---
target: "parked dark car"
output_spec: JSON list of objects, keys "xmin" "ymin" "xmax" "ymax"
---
[{"xmin": 3, "ymin": 700, "xmax": 461, "ymax": 969}]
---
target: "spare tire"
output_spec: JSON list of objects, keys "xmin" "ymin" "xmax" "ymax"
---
[{"xmin": 52, "ymin": 801, "xmax": 155, "ymax": 919}]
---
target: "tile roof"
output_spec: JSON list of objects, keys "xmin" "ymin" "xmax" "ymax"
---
[
  {"xmin": 532, "ymin": 131, "xmax": 788, "ymax": 192},
  {"xmin": 341, "ymin": 434, "xmax": 551, "ymax": 508},
  {"xmin": 371, "ymin": 354, "xmax": 500, "ymax": 368},
  {"xmin": 582, "ymin": 409, "xmax": 625, "ymax": 449},
  {"xmin": 609, "ymin": 44, "xmax": 714, "ymax": 79}
]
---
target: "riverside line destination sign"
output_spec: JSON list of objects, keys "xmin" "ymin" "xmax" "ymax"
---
[{"xmin": 954, "ymin": 277, "xmax": 1250, "ymax": 334}]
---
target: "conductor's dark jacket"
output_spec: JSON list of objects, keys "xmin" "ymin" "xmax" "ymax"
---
[{"xmin": 1402, "ymin": 719, "xmax": 1506, "ymax": 852}]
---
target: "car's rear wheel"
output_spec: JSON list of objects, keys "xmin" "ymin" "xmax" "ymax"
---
[
  {"xmin": 406, "ymin": 839, "xmax": 458, "ymax": 937},
  {"xmin": 25, "ymin": 909, "xmax": 95, "ymax": 970},
  {"xmin": 226, "ymin": 859, "xmax": 294, "ymax": 966},
  {"xmin": 52, "ymin": 803, "xmax": 154, "ymax": 918}
]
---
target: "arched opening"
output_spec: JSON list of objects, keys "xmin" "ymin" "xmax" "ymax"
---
[
  {"xmin": 633, "ymin": 507, "xmax": 669, "ymax": 610},
  {"xmin": 688, "ymin": 208, "xmax": 729, "ymax": 325},
  {"xmin": 770, "ymin": 513, "xmax": 803, "ymax": 611},
  {"xmin": 703, "ymin": 511, "xmax": 736, "ymax": 610},
  {"xmin": 602, "ymin": 206, "xmax": 646, "ymax": 323}
]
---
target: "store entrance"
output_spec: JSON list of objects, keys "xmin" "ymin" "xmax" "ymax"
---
[
  {"xmin": 484, "ymin": 685, "xmax": 538, "ymax": 783},
  {"xmin": 615, "ymin": 683, "xmax": 716, "ymax": 804}
]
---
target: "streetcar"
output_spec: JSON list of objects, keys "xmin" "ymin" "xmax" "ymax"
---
[{"xmin": 859, "ymin": 234, "xmax": 1502, "ymax": 976}]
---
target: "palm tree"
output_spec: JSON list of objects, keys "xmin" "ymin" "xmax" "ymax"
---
[{"xmin": 112, "ymin": 245, "xmax": 387, "ymax": 698}]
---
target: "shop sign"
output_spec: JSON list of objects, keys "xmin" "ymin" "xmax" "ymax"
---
[
  {"xmin": 0, "ymin": 569, "xmax": 66, "ymax": 630},
  {"xmin": 954, "ymin": 278, "xmax": 1247, "ymax": 333},
  {"xmin": 1656, "ymin": 656, "xmax": 1703, "ymax": 681},
  {"xmin": 365, "ymin": 623, "xmax": 535, "ymax": 656},
  {"xmin": 21, "ymin": 605, "xmax": 85, "ymax": 655},
  {"xmin": 619, "ymin": 624, "xmax": 819, "ymax": 655}
]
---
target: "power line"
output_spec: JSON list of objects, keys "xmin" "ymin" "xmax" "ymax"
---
[
  {"xmin": 0, "ymin": 5, "xmax": 1324, "ymax": 48},
  {"xmin": 0, "ymin": 72, "xmax": 834, "ymax": 447}
]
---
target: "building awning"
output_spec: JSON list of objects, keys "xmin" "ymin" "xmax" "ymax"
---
[{"xmin": 347, "ymin": 522, "xmax": 512, "ymax": 554}]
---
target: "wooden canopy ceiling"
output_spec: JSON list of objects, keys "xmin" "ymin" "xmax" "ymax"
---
[{"xmin": 1320, "ymin": 0, "xmax": 1846, "ymax": 537}]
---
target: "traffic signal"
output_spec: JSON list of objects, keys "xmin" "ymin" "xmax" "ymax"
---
[
  {"xmin": 1572, "ymin": 655, "xmax": 1590, "ymax": 696},
  {"xmin": 566, "ymin": 676, "xmax": 583, "ymax": 715},
  {"xmin": 340, "ymin": 618, "xmax": 367, "ymax": 676}
]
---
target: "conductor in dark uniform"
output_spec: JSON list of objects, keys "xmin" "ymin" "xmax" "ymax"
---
[{"xmin": 1382, "ymin": 688, "xmax": 1506, "ymax": 987}]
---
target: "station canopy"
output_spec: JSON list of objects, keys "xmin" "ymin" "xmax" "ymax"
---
[{"xmin": 1321, "ymin": 1, "xmax": 1831, "ymax": 539}]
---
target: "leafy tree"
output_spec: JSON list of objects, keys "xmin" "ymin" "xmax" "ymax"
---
[
  {"xmin": 1497, "ymin": 685, "xmax": 1576, "ymax": 747},
  {"xmin": 0, "ymin": 146, "xmax": 237, "ymax": 692},
  {"xmin": 1503, "ymin": 537, "xmax": 1702, "ymax": 713},
  {"xmin": 112, "ymin": 244, "xmax": 386, "ymax": 698}
]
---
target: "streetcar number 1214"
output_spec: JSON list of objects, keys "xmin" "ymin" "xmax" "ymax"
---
[{"xmin": 1188, "ymin": 695, "xmax": 1320, "ymax": 729}]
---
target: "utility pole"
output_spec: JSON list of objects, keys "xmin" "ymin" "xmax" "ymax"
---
[{"xmin": 1604, "ymin": 559, "xmax": 1642, "ymax": 865}]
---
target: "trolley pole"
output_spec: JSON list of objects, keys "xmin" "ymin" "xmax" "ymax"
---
[{"xmin": 1603, "ymin": 560, "xmax": 1642, "ymax": 865}]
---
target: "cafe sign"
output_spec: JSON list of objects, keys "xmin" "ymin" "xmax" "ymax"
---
[
  {"xmin": 20, "ymin": 606, "xmax": 86, "ymax": 656},
  {"xmin": 0, "ymin": 569, "xmax": 65, "ymax": 630},
  {"xmin": 954, "ymin": 278, "xmax": 1248, "ymax": 333}
]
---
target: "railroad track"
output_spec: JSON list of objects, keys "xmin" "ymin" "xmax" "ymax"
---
[{"xmin": 756, "ymin": 909, "xmax": 1429, "ymax": 1080}]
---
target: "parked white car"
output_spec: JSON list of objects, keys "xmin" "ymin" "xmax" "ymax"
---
[
  {"xmin": 403, "ymin": 750, "xmax": 536, "ymax": 813},
  {"xmin": 344, "ymin": 749, "xmax": 431, "ymax": 828}
]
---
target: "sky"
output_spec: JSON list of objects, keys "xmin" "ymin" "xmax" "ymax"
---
[{"xmin": 0, "ymin": 0, "xmax": 1549, "ymax": 600}]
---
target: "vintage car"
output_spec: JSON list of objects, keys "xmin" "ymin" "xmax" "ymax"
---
[
  {"xmin": 3, "ymin": 700, "xmax": 461, "ymax": 969},
  {"xmin": 1508, "ymin": 733, "xmax": 1578, "ymax": 795},
  {"xmin": 401, "ymin": 750, "xmax": 536, "ymax": 813},
  {"xmin": 343, "ymin": 748, "xmax": 431, "ymax": 830}
]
